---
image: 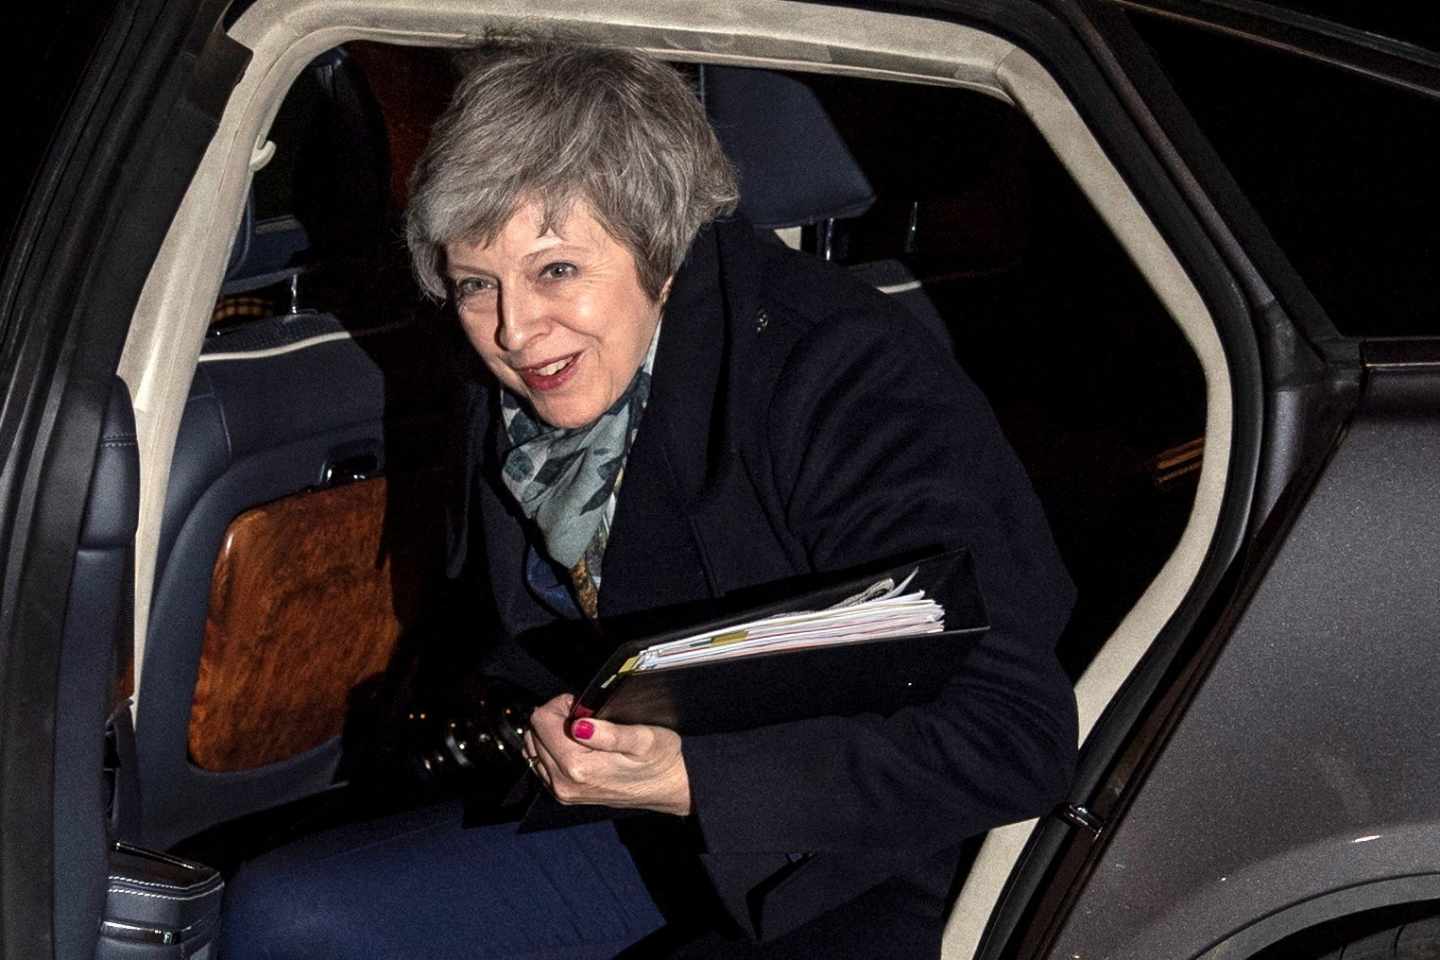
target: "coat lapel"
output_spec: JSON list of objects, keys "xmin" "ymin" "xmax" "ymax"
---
[{"xmin": 599, "ymin": 223, "xmax": 745, "ymax": 619}]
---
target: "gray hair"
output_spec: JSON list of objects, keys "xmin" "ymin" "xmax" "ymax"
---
[{"xmin": 406, "ymin": 42, "xmax": 739, "ymax": 301}]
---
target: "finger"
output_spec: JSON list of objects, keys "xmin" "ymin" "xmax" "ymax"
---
[
  {"xmin": 520, "ymin": 730, "xmax": 543, "ymax": 777},
  {"xmin": 570, "ymin": 718, "xmax": 654, "ymax": 756},
  {"xmin": 534, "ymin": 730, "xmax": 597, "ymax": 804},
  {"xmin": 528, "ymin": 733, "xmax": 557, "ymax": 786},
  {"xmin": 532, "ymin": 758, "xmax": 553, "ymax": 790},
  {"xmin": 532, "ymin": 713, "xmax": 593, "ymax": 781},
  {"xmin": 529, "ymin": 700, "xmax": 570, "ymax": 748},
  {"xmin": 530, "ymin": 694, "xmax": 571, "ymax": 725}
]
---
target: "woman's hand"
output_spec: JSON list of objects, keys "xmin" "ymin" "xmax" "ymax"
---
[{"xmin": 524, "ymin": 694, "xmax": 692, "ymax": 817}]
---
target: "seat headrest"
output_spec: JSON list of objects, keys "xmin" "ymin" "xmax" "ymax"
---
[
  {"xmin": 222, "ymin": 46, "xmax": 386, "ymax": 295},
  {"xmin": 704, "ymin": 67, "xmax": 875, "ymax": 229}
]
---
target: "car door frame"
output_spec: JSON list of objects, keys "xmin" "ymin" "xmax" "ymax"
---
[
  {"xmin": 133, "ymin": 0, "xmax": 1269, "ymax": 954},
  {"xmin": 0, "ymin": 0, "xmax": 248, "ymax": 953},
  {"xmin": 972, "ymin": 0, "xmax": 1440, "ymax": 956}
]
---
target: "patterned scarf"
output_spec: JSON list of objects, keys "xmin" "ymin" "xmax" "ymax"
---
[{"xmin": 499, "ymin": 325, "xmax": 661, "ymax": 617}]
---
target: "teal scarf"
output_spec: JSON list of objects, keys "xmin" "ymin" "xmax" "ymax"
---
[{"xmin": 498, "ymin": 324, "xmax": 660, "ymax": 614}]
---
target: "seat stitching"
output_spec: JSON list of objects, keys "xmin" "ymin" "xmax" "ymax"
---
[
  {"xmin": 211, "ymin": 394, "xmax": 235, "ymax": 459},
  {"xmin": 106, "ymin": 874, "xmax": 214, "ymax": 891},
  {"xmin": 107, "ymin": 886, "xmax": 220, "ymax": 902}
]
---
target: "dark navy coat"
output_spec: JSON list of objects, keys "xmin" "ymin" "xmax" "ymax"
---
[{"xmin": 453, "ymin": 218, "xmax": 1078, "ymax": 955}]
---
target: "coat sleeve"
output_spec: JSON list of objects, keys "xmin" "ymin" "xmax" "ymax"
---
[{"xmin": 681, "ymin": 306, "xmax": 1078, "ymax": 857}]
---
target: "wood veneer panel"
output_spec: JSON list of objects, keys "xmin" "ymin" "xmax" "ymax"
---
[{"xmin": 189, "ymin": 476, "xmax": 436, "ymax": 771}]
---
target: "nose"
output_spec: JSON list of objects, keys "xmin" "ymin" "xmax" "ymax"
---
[{"xmin": 495, "ymin": 284, "xmax": 546, "ymax": 353}]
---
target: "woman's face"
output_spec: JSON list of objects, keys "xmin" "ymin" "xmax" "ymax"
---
[{"xmin": 445, "ymin": 201, "xmax": 667, "ymax": 430}]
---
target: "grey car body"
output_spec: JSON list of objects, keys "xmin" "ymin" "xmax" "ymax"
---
[{"xmin": 1052, "ymin": 360, "xmax": 1440, "ymax": 958}]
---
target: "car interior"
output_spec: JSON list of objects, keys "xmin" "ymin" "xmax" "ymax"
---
[{"xmin": 63, "ymin": 4, "xmax": 1235, "ymax": 957}]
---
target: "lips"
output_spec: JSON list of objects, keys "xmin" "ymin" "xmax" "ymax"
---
[{"xmin": 517, "ymin": 352, "xmax": 581, "ymax": 391}]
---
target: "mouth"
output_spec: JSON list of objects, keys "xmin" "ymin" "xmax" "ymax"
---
[{"xmin": 516, "ymin": 352, "xmax": 581, "ymax": 391}]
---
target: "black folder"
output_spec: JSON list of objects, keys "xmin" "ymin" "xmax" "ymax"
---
[
  {"xmin": 572, "ymin": 547, "xmax": 987, "ymax": 734},
  {"xmin": 518, "ymin": 548, "xmax": 988, "ymax": 831}
]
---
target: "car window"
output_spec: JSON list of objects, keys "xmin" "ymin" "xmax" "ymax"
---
[
  {"xmin": 1129, "ymin": 10, "xmax": 1440, "ymax": 338},
  {"xmin": 772, "ymin": 69, "xmax": 1207, "ymax": 677}
]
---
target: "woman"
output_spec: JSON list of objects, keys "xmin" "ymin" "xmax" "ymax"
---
[{"xmin": 221, "ymin": 42, "xmax": 1076, "ymax": 959}]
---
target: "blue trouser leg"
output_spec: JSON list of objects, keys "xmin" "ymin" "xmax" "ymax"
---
[{"xmin": 218, "ymin": 801, "xmax": 666, "ymax": 960}]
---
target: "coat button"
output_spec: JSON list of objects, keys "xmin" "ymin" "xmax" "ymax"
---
[{"xmin": 755, "ymin": 308, "xmax": 769, "ymax": 333}]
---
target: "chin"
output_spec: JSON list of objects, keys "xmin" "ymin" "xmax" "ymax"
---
[{"xmin": 533, "ymin": 399, "xmax": 605, "ymax": 431}]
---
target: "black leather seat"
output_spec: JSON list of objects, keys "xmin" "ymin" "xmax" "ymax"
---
[
  {"xmin": 703, "ymin": 65, "xmax": 955, "ymax": 353},
  {"xmin": 54, "ymin": 379, "xmax": 140, "ymax": 960}
]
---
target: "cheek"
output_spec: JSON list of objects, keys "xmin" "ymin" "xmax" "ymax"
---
[
  {"xmin": 459, "ymin": 313, "xmax": 516, "ymax": 383},
  {"xmin": 458, "ymin": 309, "xmax": 498, "ymax": 355}
]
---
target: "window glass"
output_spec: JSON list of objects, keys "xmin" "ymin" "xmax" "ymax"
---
[
  {"xmin": 1132, "ymin": 12, "xmax": 1440, "ymax": 337},
  {"xmin": 773, "ymin": 71, "xmax": 1207, "ymax": 675}
]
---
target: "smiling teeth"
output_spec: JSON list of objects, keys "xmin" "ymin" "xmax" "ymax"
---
[{"xmin": 534, "ymin": 357, "xmax": 571, "ymax": 376}]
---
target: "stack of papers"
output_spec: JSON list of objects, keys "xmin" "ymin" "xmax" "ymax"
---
[{"xmin": 612, "ymin": 570, "xmax": 944, "ymax": 677}]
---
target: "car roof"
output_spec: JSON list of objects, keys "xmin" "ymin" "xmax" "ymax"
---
[
  {"xmin": 1266, "ymin": 0, "xmax": 1440, "ymax": 51},
  {"xmin": 1113, "ymin": 0, "xmax": 1440, "ymax": 103}
]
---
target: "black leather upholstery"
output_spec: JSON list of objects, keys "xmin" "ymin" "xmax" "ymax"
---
[
  {"xmin": 55, "ymin": 378, "xmax": 138, "ymax": 960},
  {"xmin": 704, "ymin": 66, "xmax": 955, "ymax": 355},
  {"xmin": 704, "ymin": 66, "xmax": 875, "ymax": 228},
  {"xmin": 155, "ymin": 315, "xmax": 393, "ymax": 577}
]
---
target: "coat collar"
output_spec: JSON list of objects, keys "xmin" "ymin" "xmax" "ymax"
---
[
  {"xmin": 646, "ymin": 220, "xmax": 741, "ymax": 502},
  {"xmin": 598, "ymin": 218, "xmax": 761, "ymax": 617}
]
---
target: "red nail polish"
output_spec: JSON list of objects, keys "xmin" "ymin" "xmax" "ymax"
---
[{"xmin": 573, "ymin": 720, "xmax": 594, "ymax": 740}]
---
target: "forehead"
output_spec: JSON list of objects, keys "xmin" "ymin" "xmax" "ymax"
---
[{"xmin": 447, "ymin": 201, "xmax": 614, "ymax": 268}]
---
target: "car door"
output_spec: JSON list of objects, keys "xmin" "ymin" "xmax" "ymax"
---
[
  {"xmin": 1, "ymin": 1, "xmax": 246, "ymax": 955},
  {"xmin": 972, "ymin": 2, "xmax": 1440, "ymax": 958}
]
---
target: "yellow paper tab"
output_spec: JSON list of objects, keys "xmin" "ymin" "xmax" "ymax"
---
[
  {"xmin": 617, "ymin": 655, "xmax": 641, "ymax": 675},
  {"xmin": 709, "ymin": 630, "xmax": 750, "ymax": 647}
]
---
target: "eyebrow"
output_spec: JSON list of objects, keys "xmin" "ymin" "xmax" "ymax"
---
[
  {"xmin": 444, "ymin": 261, "xmax": 493, "ymax": 279},
  {"xmin": 446, "ymin": 242, "xmax": 589, "ymax": 278}
]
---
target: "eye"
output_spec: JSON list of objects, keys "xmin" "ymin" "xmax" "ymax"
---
[
  {"xmin": 451, "ymin": 276, "xmax": 496, "ymax": 304},
  {"xmin": 540, "ymin": 262, "xmax": 577, "ymax": 281}
]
